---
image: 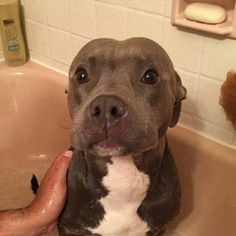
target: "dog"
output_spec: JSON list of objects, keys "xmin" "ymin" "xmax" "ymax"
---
[{"xmin": 58, "ymin": 37, "xmax": 187, "ymax": 236}]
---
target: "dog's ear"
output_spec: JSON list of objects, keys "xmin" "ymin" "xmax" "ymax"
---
[{"xmin": 169, "ymin": 71, "xmax": 187, "ymax": 127}]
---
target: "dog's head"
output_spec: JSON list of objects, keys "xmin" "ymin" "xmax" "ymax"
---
[{"xmin": 67, "ymin": 38, "xmax": 186, "ymax": 157}]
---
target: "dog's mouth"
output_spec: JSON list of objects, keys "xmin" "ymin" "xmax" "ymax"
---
[{"xmin": 90, "ymin": 139, "xmax": 125, "ymax": 157}]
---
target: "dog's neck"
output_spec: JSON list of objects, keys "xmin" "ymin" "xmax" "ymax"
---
[
  {"xmin": 132, "ymin": 135, "xmax": 167, "ymax": 173},
  {"xmin": 78, "ymin": 135, "xmax": 167, "ymax": 177}
]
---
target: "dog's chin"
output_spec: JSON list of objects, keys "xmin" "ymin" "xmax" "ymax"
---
[{"xmin": 90, "ymin": 140, "xmax": 125, "ymax": 157}]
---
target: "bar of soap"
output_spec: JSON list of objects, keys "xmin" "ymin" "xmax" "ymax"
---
[{"xmin": 184, "ymin": 2, "xmax": 227, "ymax": 24}]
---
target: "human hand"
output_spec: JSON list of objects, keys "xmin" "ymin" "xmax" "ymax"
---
[
  {"xmin": 28, "ymin": 150, "xmax": 73, "ymax": 234},
  {"xmin": 0, "ymin": 150, "xmax": 72, "ymax": 236}
]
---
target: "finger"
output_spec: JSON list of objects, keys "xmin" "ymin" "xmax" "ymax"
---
[
  {"xmin": 51, "ymin": 150, "xmax": 73, "ymax": 183},
  {"xmin": 50, "ymin": 150, "xmax": 73, "ymax": 172},
  {"xmin": 41, "ymin": 151, "xmax": 73, "ymax": 185}
]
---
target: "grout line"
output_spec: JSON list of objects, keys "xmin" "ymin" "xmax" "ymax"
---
[
  {"xmin": 24, "ymin": 17, "xmax": 46, "ymax": 26},
  {"xmin": 43, "ymin": 0, "xmax": 52, "ymax": 59},
  {"xmin": 95, "ymin": 0, "xmax": 127, "ymax": 8},
  {"xmin": 177, "ymin": 122, "xmax": 236, "ymax": 150},
  {"xmin": 50, "ymin": 57, "xmax": 70, "ymax": 67},
  {"xmin": 47, "ymin": 25, "xmax": 71, "ymax": 35},
  {"xmin": 164, "ymin": 15, "xmax": 172, "ymax": 20},
  {"xmin": 198, "ymin": 71, "xmax": 225, "ymax": 82},
  {"xmin": 71, "ymin": 33, "xmax": 92, "ymax": 41},
  {"xmin": 127, "ymin": 7, "xmax": 164, "ymax": 18},
  {"xmin": 174, "ymin": 64, "xmax": 199, "ymax": 75},
  {"xmin": 26, "ymin": 18, "xmax": 91, "ymax": 41},
  {"xmin": 27, "ymin": 18, "xmax": 91, "ymax": 41},
  {"xmin": 182, "ymin": 99, "xmax": 234, "ymax": 132},
  {"xmin": 160, "ymin": 3, "xmax": 165, "ymax": 45},
  {"xmin": 175, "ymin": 67, "xmax": 198, "ymax": 77},
  {"xmin": 96, "ymin": 0, "xmax": 127, "ymax": 11},
  {"xmin": 96, "ymin": 0, "xmax": 167, "ymax": 23},
  {"xmin": 30, "ymin": 57, "xmax": 68, "ymax": 76},
  {"xmin": 197, "ymin": 74, "xmax": 223, "ymax": 84},
  {"xmin": 26, "ymin": 18, "xmax": 46, "ymax": 27},
  {"xmin": 199, "ymin": 34, "xmax": 206, "ymax": 75},
  {"xmin": 124, "ymin": 0, "xmax": 128, "ymax": 39},
  {"xmin": 176, "ymin": 66, "xmax": 224, "ymax": 84},
  {"xmin": 31, "ymin": 48, "xmax": 71, "ymax": 67},
  {"xmin": 164, "ymin": 0, "xmax": 171, "ymax": 18},
  {"xmin": 183, "ymin": 110, "xmax": 234, "ymax": 132},
  {"xmin": 67, "ymin": 0, "xmax": 73, "ymax": 62},
  {"xmin": 94, "ymin": 0, "xmax": 99, "ymax": 38},
  {"xmin": 194, "ymin": 34, "xmax": 205, "ymax": 109}
]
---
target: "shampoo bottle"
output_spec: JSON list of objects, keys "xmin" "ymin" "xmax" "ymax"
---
[{"xmin": 0, "ymin": 0, "xmax": 26, "ymax": 66}]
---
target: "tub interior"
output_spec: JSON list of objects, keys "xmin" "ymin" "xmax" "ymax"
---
[{"xmin": 0, "ymin": 62, "xmax": 235, "ymax": 236}]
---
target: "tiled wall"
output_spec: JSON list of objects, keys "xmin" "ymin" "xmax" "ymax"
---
[
  {"xmin": 17, "ymin": 0, "xmax": 236, "ymax": 148},
  {"xmin": 0, "ymin": 38, "xmax": 3, "ymax": 60}
]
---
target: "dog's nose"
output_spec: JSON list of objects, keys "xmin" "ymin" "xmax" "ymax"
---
[{"xmin": 90, "ymin": 95, "xmax": 127, "ymax": 129}]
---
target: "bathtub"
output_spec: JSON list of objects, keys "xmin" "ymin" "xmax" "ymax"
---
[{"xmin": 0, "ymin": 62, "xmax": 235, "ymax": 236}]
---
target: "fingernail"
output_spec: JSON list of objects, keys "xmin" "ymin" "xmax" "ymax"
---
[{"xmin": 64, "ymin": 150, "xmax": 73, "ymax": 158}]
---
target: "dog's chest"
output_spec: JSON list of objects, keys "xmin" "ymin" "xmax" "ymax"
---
[{"xmin": 90, "ymin": 156, "xmax": 150, "ymax": 236}]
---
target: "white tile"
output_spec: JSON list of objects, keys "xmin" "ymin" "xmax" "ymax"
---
[
  {"xmin": 128, "ymin": 0, "xmax": 165, "ymax": 15},
  {"xmin": 233, "ymin": 135, "xmax": 236, "ymax": 146},
  {"xmin": 26, "ymin": 20, "xmax": 50, "ymax": 57},
  {"xmin": 30, "ymin": 51, "xmax": 69, "ymax": 75},
  {"xmin": 163, "ymin": 18, "xmax": 204, "ymax": 73},
  {"xmin": 176, "ymin": 69, "xmax": 198, "ymax": 114},
  {"xmin": 201, "ymin": 37, "xmax": 236, "ymax": 81},
  {"xmin": 30, "ymin": 50, "xmax": 52, "ymax": 66},
  {"xmin": 71, "ymin": 35, "xmax": 90, "ymax": 61},
  {"xmin": 69, "ymin": 0, "xmax": 96, "ymax": 39},
  {"xmin": 50, "ymin": 59, "xmax": 70, "ymax": 75},
  {"xmin": 179, "ymin": 112, "xmax": 234, "ymax": 144},
  {"xmin": 96, "ymin": 0, "xmax": 127, "ymax": 6},
  {"xmin": 23, "ymin": 0, "xmax": 47, "ymax": 23},
  {"xmin": 45, "ymin": 0, "xmax": 70, "ymax": 31},
  {"xmin": 192, "ymin": 116, "xmax": 234, "ymax": 144},
  {"xmin": 0, "ymin": 39, "xmax": 3, "ymax": 58},
  {"xmin": 0, "ymin": 51, "xmax": 3, "ymax": 60},
  {"xmin": 48, "ymin": 28, "xmax": 72, "ymax": 65},
  {"xmin": 178, "ymin": 112, "xmax": 193, "ymax": 126},
  {"xmin": 127, "ymin": 9, "xmax": 163, "ymax": 43},
  {"xmin": 164, "ymin": 0, "xmax": 172, "ymax": 17},
  {"xmin": 194, "ymin": 76, "xmax": 234, "ymax": 131},
  {"xmin": 96, "ymin": 2, "xmax": 127, "ymax": 40}
]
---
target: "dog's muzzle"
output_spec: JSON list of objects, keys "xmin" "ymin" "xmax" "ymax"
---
[
  {"xmin": 90, "ymin": 95, "xmax": 128, "ymax": 130},
  {"xmin": 87, "ymin": 95, "xmax": 128, "ymax": 156}
]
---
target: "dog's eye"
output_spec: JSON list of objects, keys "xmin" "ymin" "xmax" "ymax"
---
[
  {"xmin": 141, "ymin": 69, "xmax": 159, "ymax": 85},
  {"xmin": 75, "ymin": 68, "xmax": 89, "ymax": 84}
]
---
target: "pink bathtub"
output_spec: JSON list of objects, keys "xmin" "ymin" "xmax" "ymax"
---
[{"xmin": 0, "ymin": 62, "xmax": 235, "ymax": 236}]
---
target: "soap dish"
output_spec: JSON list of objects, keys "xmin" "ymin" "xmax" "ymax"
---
[{"xmin": 171, "ymin": 0, "xmax": 236, "ymax": 39}]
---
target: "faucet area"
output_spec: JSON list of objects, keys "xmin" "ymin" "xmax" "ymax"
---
[{"xmin": 0, "ymin": 1, "xmax": 236, "ymax": 236}]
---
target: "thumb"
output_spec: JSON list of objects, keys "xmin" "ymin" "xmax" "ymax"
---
[{"xmin": 41, "ymin": 150, "xmax": 73, "ymax": 185}]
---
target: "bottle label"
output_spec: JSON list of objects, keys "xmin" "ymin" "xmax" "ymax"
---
[
  {"xmin": 8, "ymin": 37, "xmax": 20, "ymax": 51},
  {"xmin": 3, "ymin": 18, "xmax": 20, "ymax": 52}
]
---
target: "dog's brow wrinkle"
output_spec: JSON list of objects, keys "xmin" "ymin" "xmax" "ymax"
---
[
  {"xmin": 88, "ymin": 56, "xmax": 96, "ymax": 65},
  {"xmin": 118, "ymin": 55, "xmax": 146, "ymax": 65},
  {"xmin": 132, "ymin": 56, "xmax": 146, "ymax": 63}
]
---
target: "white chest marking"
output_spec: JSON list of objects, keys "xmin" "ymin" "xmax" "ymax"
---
[{"xmin": 90, "ymin": 156, "xmax": 150, "ymax": 236}]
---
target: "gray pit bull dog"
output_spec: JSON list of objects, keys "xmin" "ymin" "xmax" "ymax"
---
[{"xmin": 58, "ymin": 37, "xmax": 187, "ymax": 236}]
